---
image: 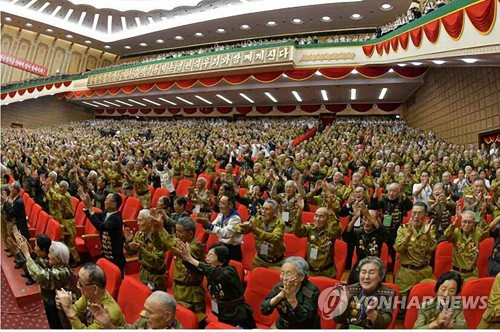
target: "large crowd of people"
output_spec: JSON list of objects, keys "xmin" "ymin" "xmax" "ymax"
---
[{"xmin": 1, "ymin": 116, "xmax": 499, "ymax": 329}]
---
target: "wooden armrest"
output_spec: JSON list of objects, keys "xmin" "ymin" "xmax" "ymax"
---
[
  {"xmin": 123, "ymin": 219, "xmax": 138, "ymax": 224},
  {"xmin": 81, "ymin": 234, "xmax": 100, "ymax": 240},
  {"xmin": 75, "ymin": 225, "xmax": 85, "ymax": 230},
  {"xmin": 126, "ymin": 256, "xmax": 139, "ymax": 263}
]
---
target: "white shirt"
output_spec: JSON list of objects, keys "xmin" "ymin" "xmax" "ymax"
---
[
  {"xmin": 210, "ymin": 212, "xmax": 243, "ymax": 245},
  {"xmin": 412, "ymin": 183, "xmax": 432, "ymax": 205}
]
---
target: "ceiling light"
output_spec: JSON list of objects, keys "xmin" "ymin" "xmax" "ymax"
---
[
  {"xmin": 92, "ymin": 13, "xmax": 100, "ymax": 30},
  {"xmin": 135, "ymin": 17, "xmax": 142, "ymax": 27},
  {"xmin": 78, "ymin": 12, "xmax": 87, "ymax": 26},
  {"xmin": 432, "ymin": 60, "xmax": 446, "ymax": 65},
  {"xmin": 124, "ymin": 45, "xmax": 131, "ymax": 49},
  {"xmin": 292, "ymin": 91, "xmax": 302, "ymax": 102},
  {"xmin": 216, "ymin": 28, "xmax": 226, "ymax": 33},
  {"xmin": 379, "ymin": 88, "xmax": 388, "ymax": 100},
  {"xmin": 321, "ymin": 16, "xmax": 332, "ymax": 22},
  {"xmin": 82, "ymin": 101, "xmax": 99, "ymax": 108},
  {"xmin": 315, "ymin": 71, "xmax": 322, "ymax": 76},
  {"xmin": 25, "ymin": 22, "xmax": 33, "ymax": 28},
  {"xmin": 195, "ymin": 95, "xmax": 212, "ymax": 105},
  {"xmin": 104, "ymin": 45, "xmax": 111, "ymax": 49},
  {"xmin": 143, "ymin": 98, "xmax": 161, "ymax": 106},
  {"xmin": 351, "ymin": 69, "xmax": 359, "ymax": 74},
  {"xmin": 194, "ymin": 32, "xmax": 204, "ymax": 37},
  {"xmin": 156, "ymin": 39, "xmax": 165, "ymax": 44},
  {"xmin": 65, "ymin": 34, "xmax": 73, "ymax": 39},
  {"xmin": 84, "ymin": 40, "xmax": 92, "ymax": 44},
  {"xmin": 216, "ymin": 94, "xmax": 233, "ymax": 104},
  {"xmin": 266, "ymin": 21, "xmax": 277, "ymax": 26},
  {"xmin": 240, "ymin": 24, "xmax": 251, "ymax": 30},
  {"xmin": 388, "ymin": 68, "xmax": 394, "ymax": 73},
  {"xmin": 380, "ymin": 3, "xmax": 393, "ymax": 10},
  {"xmin": 397, "ymin": 63, "xmax": 407, "ymax": 67},
  {"xmin": 107, "ymin": 15, "xmax": 113, "ymax": 34},
  {"xmin": 174, "ymin": 35, "xmax": 183, "ymax": 40},
  {"xmin": 291, "ymin": 18, "xmax": 303, "ymax": 24},
  {"xmin": 350, "ymin": 88, "xmax": 357, "ymax": 100},
  {"xmin": 51, "ymin": 6, "xmax": 62, "ymax": 17},
  {"xmin": 5, "ymin": 17, "xmax": 12, "ymax": 22},
  {"xmin": 46, "ymin": 28, "xmax": 53, "ymax": 33},
  {"xmin": 396, "ymin": 115, "xmax": 401, "ymax": 119},
  {"xmin": 176, "ymin": 97, "xmax": 194, "ymax": 105},
  {"xmin": 462, "ymin": 58, "xmax": 478, "ymax": 64},
  {"xmin": 128, "ymin": 99, "xmax": 147, "ymax": 106},
  {"xmin": 350, "ymin": 13, "xmax": 362, "ymax": 20},
  {"xmin": 265, "ymin": 92, "xmax": 277, "ymax": 103},
  {"xmin": 158, "ymin": 97, "xmax": 177, "ymax": 106},
  {"xmin": 114, "ymin": 99, "xmax": 132, "ymax": 106},
  {"xmin": 147, "ymin": 16, "xmax": 154, "ymax": 25},
  {"xmin": 411, "ymin": 62, "xmax": 422, "ymax": 66},
  {"xmin": 239, "ymin": 93, "xmax": 254, "ymax": 103},
  {"xmin": 321, "ymin": 90, "xmax": 328, "ymax": 101},
  {"xmin": 282, "ymin": 73, "xmax": 288, "ymax": 78},
  {"xmin": 93, "ymin": 101, "xmax": 111, "ymax": 107},
  {"xmin": 139, "ymin": 42, "xmax": 148, "ymax": 47},
  {"xmin": 121, "ymin": 16, "xmax": 127, "ymax": 31},
  {"xmin": 103, "ymin": 100, "xmax": 120, "ymax": 107}
]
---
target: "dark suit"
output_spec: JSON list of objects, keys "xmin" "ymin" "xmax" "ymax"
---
[
  {"xmin": 3, "ymin": 195, "xmax": 29, "ymax": 240},
  {"xmin": 442, "ymin": 182, "xmax": 459, "ymax": 201},
  {"xmin": 84, "ymin": 209, "xmax": 125, "ymax": 273}
]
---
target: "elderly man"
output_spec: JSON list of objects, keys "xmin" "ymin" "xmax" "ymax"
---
[
  {"xmin": 271, "ymin": 172, "xmax": 305, "ymax": 227},
  {"xmin": 428, "ymin": 183, "xmax": 456, "ymax": 242},
  {"xmin": 463, "ymin": 179, "xmax": 495, "ymax": 215},
  {"xmin": 478, "ymin": 272, "xmax": 500, "ymax": 329},
  {"xmin": 89, "ymin": 291, "xmax": 183, "ymax": 329},
  {"xmin": 335, "ymin": 256, "xmax": 396, "ymax": 329},
  {"xmin": 441, "ymin": 172, "xmax": 459, "ymax": 201},
  {"xmin": 56, "ymin": 263, "xmax": 125, "ymax": 329},
  {"xmin": 44, "ymin": 172, "xmax": 63, "ymax": 224},
  {"xmin": 125, "ymin": 159, "xmax": 151, "ymax": 208},
  {"xmin": 187, "ymin": 177, "xmax": 212, "ymax": 217},
  {"xmin": 394, "ymin": 202, "xmax": 437, "ymax": 296},
  {"xmin": 444, "ymin": 210, "xmax": 489, "ymax": 281},
  {"xmin": 240, "ymin": 199, "xmax": 286, "ymax": 269}
]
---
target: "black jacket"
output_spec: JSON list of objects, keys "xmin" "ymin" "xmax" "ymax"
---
[{"xmin": 3, "ymin": 195, "xmax": 29, "ymax": 239}]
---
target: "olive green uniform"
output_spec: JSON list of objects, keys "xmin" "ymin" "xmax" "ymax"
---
[
  {"xmin": 428, "ymin": 199, "xmax": 456, "ymax": 242},
  {"xmin": 251, "ymin": 215, "xmax": 286, "ymax": 269},
  {"xmin": 219, "ymin": 172, "xmax": 237, "ymax": 186},
  {"xmin": 413, "ymin": 297, "xmax": 467, "ymax": 328},
  {"xmin": 45, "ymin": 184, "xmax": 63, "ymax": 222},
  {"xmin": 69, "ymin": 291, "xmax": 124, "ymax": 329},
  {"xmin": 305, "ymin": 192, "xmax": 341, "ymax": 215},
  {"xmin": 478, "ymin": 273, "xmax": 500, "ymax": 329},
  {"xmin": 57, "ymin": 191, "xmax": 80, "ymax": 263},
  {"xmin": 102, "ymin": 168, "xmax": 122, "ymax": 193},
  {"xmin": 124, "ymin": 313, "xmax": 183, "ymax": 329},
  {"xmin": 443, "ymin": 221, "xmax": 489, "ymax": 281},
  {"xmin": 129, "ymin": 168, "xmax": 151, "ymax": 208},
  {"xmin": 292, "ymin": 213, "xmax": 341, "ymax": 278},
  {"xmin": 171, "ymin": 160, "xmax": 183, "ymax": 182},
  {"xmin": 182, "ymin": 160, "xmax": 196, "ymax": 182},
  {"xmin": 260, "ymin": 279, "xmax": 320, "ymax": 329},
  {"xmin": 394, "ymin": 224, "xmax": 437, "ymax": 293},
  {"xmin": 26, "ymin": 257, "xmax": 72, "ymax": 305},
  {"xmin": 125, "ymin": 229, "xmax": 174, "ymax": 291},
  {"xmin": 335, "ymin": 283, "xmax": 396, "ymax": 329},
  {"xmin": 188, "ymin": 188, "xmax": 211, "ymax": 215}
]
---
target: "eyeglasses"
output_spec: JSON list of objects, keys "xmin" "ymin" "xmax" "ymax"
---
[{"xmin": 77, "ymin": 279, "xmax": 95, "ymax": 288}]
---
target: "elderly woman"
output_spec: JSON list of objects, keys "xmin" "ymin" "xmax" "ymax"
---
[
  {"xmin": 13, "ymin": 229, "xmax": 72, "ymax": 329},
  {"xmin": 260, "ymin": 256, "xmax": 320, "ymax": 329},
  {"xmin": 414, "ymin": 271, "xmax": 467, "ymax": 329},
  {"xmin": 335, "ymin": 256, "xmax": 396, "ymax": 329}
]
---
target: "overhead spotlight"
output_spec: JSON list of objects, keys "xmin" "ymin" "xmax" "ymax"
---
[
  {"xmin": 265, "ymin": 92, "xmax": 277, "ymax": 103},
  {"xmin": 291, "ymin": 18, "xmax": 303, "ymax": 24},
  {"xmin": 139, "ymin": 42, "xmax": 148, "ymax": 47},
  {"xmin": 216, "ymin": 28, "xmax": 226, "ymax": 33},
  {"xmin": 156, "ymin": 39, "xmax": 165, "ymax": 44},
  {"xmin": 195, "ymin": 95, "xmax": 212, "ymax": 105},
  {"xmin": 239, "ymin": 24, "xmax": 251, "ymax": 30},
  {"xmin": 128, "ymin": 99, "xmax": 147, "ymax": 106},
  {"xmin": 462, "ymin": 58, "xmax": 478, "ymax": 64},
  {"xmin": 350, "ymin": 14, "xmax": 362, "ymax": 20},
  {"xmin": 216, "ymin": 94, "xmax": 233, "ymax": 104},
  {"xmin": 379, "ymin": 88, "xmax": 388, "ymax": 100},
  {"xmin": 124, "ymin": 45, "xmax": 132, "ymax": 49},
  {"xmin": 321, "ymin": 16, "xmax": 332, "ymax": 22},
  {"xmin": 397, "ymin": 63, "xmax": 407, "ymax": 67},
  {"xmin": 194, "ymin": 32, "xmax": 204, "ymax": 37},
  {"xmin": 84, "ymin": 40, "xmax": 92, "ymax": 44},
  {"xmin": 158, "ymin": 97, "xmax": 177, "ymax": 106},
  {"xmin": 266, "ymin": 21, "xmax": 277, "ymax": 26},
  {"xmin": 350, "ymin": 88, "xmax": 357, "ymax": 100},
  {"xmin": 25, "ymin": 22, "xmax": 33, "ymax": 27},
  {"xmin": 410, "ymin": 62, "xmax": 422, "ymax": 66},
  {"xmin": 174, "ymin": 35, "xmax": 183, "ymax": 40},
  {"xmin": 176, "ymin": 96, "xmax": 194, "ymax": 105},
  {"xmin": 315, "ymin": 71, "xmax": 322, "ymax": 76},
  {"xmin": 380, "ymin": 3, "xmax": 393, "ymax": 10},
  {"xmin": 5, "ymin": 17, "xmax": 12, "ymax": 22},
  {"xmin": 292, "ymin": 91, "xmax": 302, "ymax": 102},
  {"xmin": 432, "ymin": 60, "xmax": 446, "ymax": 65},
  {"xmin": 104, "ymin": 45, "xmax": 111, "ymax": 49},
  {"xmin": 142, "ymin": 98, "xmax": 161, "ymax": 106},
  {"xmin": 46, "ymin": 28, "xmax": 53, "ymax": 33},
  {"xmin": 65, "ymin": 34, "xmax": 73, "ymax": 39},
  {"xmin": 321, "ymin": 90, "xmax": 328, "ymax": 101},
  {"xmin": 239, "ymin": 93, "xmax": 254, "ymax": 103}
]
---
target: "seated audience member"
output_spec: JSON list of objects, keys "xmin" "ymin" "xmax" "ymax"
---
[
  {"xmin": 164, "ymin": 196, "xmax": 190, "ymax": 234},
  {"xmin": 88, "ymin": 291, "xmax": 183, "ymax": 329},
  {"xmin": 260, "ymin": 256, "xmax": 320, "ymax": 329},
  {"xmin": 489, "ymin": 214, "xmax": 500, "ymax": 276},
  {"xmin": 335, "ymin": 256, "xmax": 396, "ymax": 329},
  {"xmin": 413, "ymin": 271, "xmax": 467, "ymax": 329},
  {"xmin": 413, "ymin": 172, "xmax": 433, "ymax": 205},
  {"xmin": 174, "ymin": 242, "xmax": 256, "ymax": 329},
  {"xmin": 428, "ymin": 183, "xmax": 456, "ymax": 242},
  {"xmin": 444, "ymin": 210, "xmax": 489, "ymax": 281},
  {"xmin": 478, "ymin": 272, "xmax": 500, "ymax": 329},
  {"xmin": 56, "ymin": 262, "xmax": 125, "ymax": 329}
]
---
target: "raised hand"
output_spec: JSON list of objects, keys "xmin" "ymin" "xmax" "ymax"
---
[
  {"xmin": 366, "ymin": 297, "xmax": 379, "ymax": 322},
  {"xmin": 124, "ymin": 227, "xmax": 134, "ymax": 242},
  {"xmin": 55, "ymin": 289, "xmax": 73, "ymax": 312},
  {"xmin": 88, "ymin": 303, "xmax": 112, "ymax": 328},
  {"xmin": 296, "ymin": 197, "xmax": 305, "ymax": 211}
]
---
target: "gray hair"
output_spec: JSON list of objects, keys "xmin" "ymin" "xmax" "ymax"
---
[
  {"xmin": 11, "ymin": 181, "xmax": 21, "ymax": 192},
  {"xmin": 176, "ymin": 217, "xmax": 196, "ymax": 233},
  {"xmin": 50, "ymin": 241, "xmax": 70, "ymax": 265},
  {"xmin": 462, "ymin": 210, "xmax": 475, "ymax": 220},
  {"xmin": 59, "ymin": 181, "xmax": 69, "ymax": 189},
  {"xmin": 48, "ymin": 171, "xmax": 58, "ymax": 180},
  {"xmin": 284, "ymin": 256, "xmax": 309, "ymax": 278},
  {"xmin": 358, "ymin": 256, "xmax": 386, "ymax": 280},
  {"xmin": 264, "ymin": 199, "xmax": 279, "ymax": 211},
  {"xmin": 148, "ymin": 291, "xmax": 177, "ymax": 315},
  {"xmin": 138, "ymin": 209, "xmax": 150, "ymax": 219}
]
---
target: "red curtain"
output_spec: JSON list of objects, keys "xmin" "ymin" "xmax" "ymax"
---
[
  {"xmin": 156, "ymin": 81, "xmax": 175, "ymax": 90},
  {"xmin": 1, "ymin": 93, "xmax": 6, "ymax": 100},
  {"xmin": 465, "ymin": 0, "xmax": 496, "ymax": 34},
  {"xmin": 122, "ymin": 86, "xmax": 136, "ymax": 94},
  {"xmin": 357, "ymin": 66, "xmax": 391, "ymax": 78},
  {"xmin": 300, "ymin": 105, "xmax": 321, "ymax": 113},
  {"xmin": 176, "ymin": 79, "xmax": 197, "ymax": 89},
  {"xmin": 154, "ymin": 108, "xmax": 166, "ymax": 115},
  {"xmin": 17, "ymin": 89, "xmax": 26, "ymax": 96},
  {"xmin": 95, "ymin": 89, "xmax": 108, "ymax": 96},
  {"xmin": 377, "ymin": 103, "xmax": 401, "ymax": 112},
  {"xmin": 284, "ymin": 69, "xmax": 316, "ymax": 80},
  {"xmin": 442, "ymin": 10, "xmax": 464, "ymax": 39},
  {"xmin": 391, "ymin": 37, "xmax": 399, "ymax": 52},
  {"xmin": 399, "ymin": 32, "xmax": 410, "ymax": 50},
  {"xmin": 217, "ymin": 107, "xmax": 233, "ymax": 114},
  {"xmin": 383, "ymin": 40, "xmax": 391, "ymax": 54},
  {"xmin": 117, "ymin": 109, "xmax": 127, "ymax": 114},
  {"xmin": 362, "ymin": 45, "xmax": 375, "ymax": 57},
  {"xmin": 63, "ymin": 81, "xmax": 71, "ymax": 87},
  {"xmin": 168, "ymin": 108, "xmax": 182, "ymax": 114},
  {"xmin": 393, "ymin": 66, "xmax": 428, "ymax": 78},
  {"xmin": 253, "ymin": 72, "xmax": 282, "ymax": 83},
  {"xmin": 255, "ymin": 106, "xmax": 274, "ymax": 114},
  {"xmin": 183, "ymin": 107, "xmax": 197, "ymax": 114},
  {"xmin": 56, "ymin": 92, "xmax": 65, "ymax": 100},
  {"xmin": 95, "ymin": 109, "xmax": 104, "ymax": 114},
  {"xmin": 84, "ymin": 90, "xmax": 94, "ymax": 97},
  {"xmin": 224, "ymin": 74, "xmax": 251, "ymax": 85},
  {"xmin": 137, "ymin": 83, "xmax": 154, "ymax": 92},
  {"xmin": 277, "ymin": 105, "xmax": 296, "ymax": 113},
  {"xmin": 27, "ymin": 87, "xmax": 36, "ymax": 93},
  {"xmin": 351, "ymin": 104, "xmax": 373, "ymax": 112},
  {"xmin": 319, "ymin": 67, "xmax": 353, "ymax": 79},
  {"xmin": 54, "ymin": 82, "xmax": 63, "ymax": 88},
  {"xmin": 73, "ymin": 91, "xmax": 84, "ymax": 98},
  {"xmin": 199, "ymin": 77, "xmax": 223, "ymax": 87},
  {"xmin": 8, "ymin": 91, "xmax": 16, "ymax": 98},
  {"xmin": 128, "ymin": 109, "xmax": 138, "ymax": 115},
  {"xmin": 325, "ymin": 104, "xmax": 347, "ymax": 113},
  {"xmin": 36, "ymin": 85, "xmax": 44, "ymax": 92},
  {"xmin": 375, "ymin": 43, "xmax": 384, "ymax": 55},
  {"xmin": 423, "ymin": 20, "xmax": 440, "ymax": 44},
  {"xmin": 199, "ymin": 107, "xmax": 214, "ymax": 114},
  {"xmin": 410, "ymin": 27, "xmax": 423, "ymax": 47},
  {"xmin": 45, "ymin": 84, "xmax": 53, "ymax": 90},
  {"xmin": 139, "ymin": 109, "xmax": 152, "ymax": 114},
  {"xmin": 108, "ymin": 87, "xmax": 122, "ymax": 95},
  {"xmin": 105, "ymin": 109, "xmax": 115, "ymax": 114},
  {"xmin": 235, "ymin": 107, "xmax": 253, "ymax": 114}
]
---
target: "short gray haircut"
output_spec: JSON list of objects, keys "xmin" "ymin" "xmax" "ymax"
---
[
  {"xmin": 148, "ymin": 291, "xmax": 177, "ymax": 314},
  {"xmin": 264, "ymin": 199, "xmax": 279, "ymax": 211},
  {"xmin": 138, "ymin": 209, "xmax": 150, "ymax": 219},
  {"xmin": 358, "ymin": 256, "xmax": 386, "ymax": 280},
  {"xmin": 462, "ymin": 210, "xmax": 475, "ymax": 220},
  {"xmin": 11, "ymin": 181, "xmax": 21, "ymax": 192},
  {"xmin": 50, "ymin": 241, "xmax": 70, "ymax": 265},
  {"xmin": 48, "ymin": 171, "xmax": 57, "ymax": 180},
  {"xmin": 176, "ymin": 217, "xmax": 196, "ymax": 233},
  {"xmin": 59, "ymin": 181, "xmax": 69, "ymax": 189},
  {"xmin": 284, "ymin": 256, "xmax": 309, "ymax": 278}
]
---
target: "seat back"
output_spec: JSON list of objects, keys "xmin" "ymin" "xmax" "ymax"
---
[
  {"xmin": 198, "ymin": 173, "xmax": 212, "ymax": 189},
  {"xmin": 25, "ymin": 197, "xmax": 35, "ymax": 220},
  {"xmin": 176, "ymin": 179, "xmax": 194, "ymax": 197},
  {"xmin": 461, "ymin": 277, "xmax": 495, "ymax": 328},
  {"xmin": 71, "ymin": 196, "xmax": 80, "ymax": 216},
  {"xmin": 229, "ymin": 260, "xmax": 245, "ymax": 283},
  {"xmin": 176, "ymin": 304, "xmax": 199, "ymax": 329},
  {"xmin": 244, "ymin": 267, "xmax": 280, "ymax": 327},
  {"xmin": 352, "ymin": 243, "xmax": 391, "ymax": 272},
  {"xmin": 151, "ymin": 188, "xmax": 170, "ymax": 208},
  {"xmin": 433, "ymin": 242, "xmax": 453, "ymax": 279},
  {"xmin": 237, "ymin": 205, "xmax": 249, "ymax": 222},
  {"xmin": 45, "ymin": 218, "xmax": 62, "ymax": 241},
  {"xmin": 334, "ymin": 240, "xmax": 348, "ymax": 280},
  {"xmin": 302, "ymin": 211, "xmax": 315, "ymax": 224},
  {"xmin": 382, "ymin": 282, "xmax": 400, "ymax": 329},
  {"xmin": 478, "ymin": 237, "xmax": 494, "ymax": 278},
  {"xmin": 241, "ymin": 233, "xmax": 256, "ymax": 272},
  {"xmin": 309, "ymin": 276, "xmax": 340, "ymax": 329},
  {"xmin": 74, "ymin": 201, "xmax": 87, "ymax": 227},
  {"xmin": 205, "ymin": 234, "xmax": 220, "ymax": 253},
  {"xmin": 117, "ymin": 276, "xmax": 152, "ymax": 324},
  {"xmin": 284, "ymin": 233, "xmax": 307, "ymax": 258},
  {"xmin": 97, "ymin": 258, "xmax": 123, "ymax": 300},
  {"xmin": 28, "ymin": 204, "xmax": 42, "ymax": 229},
  {"xmin": 121, "ymin": 196, "xmax": 142, "ymax": 220},
  {"xmin": 403, "ymin": 282, "xmax": 436, "ymax": 329},
  {"xmin": 205, "ymin": 322, "xmax": 236, "ymax": 329},
  {"xmin": 118, "ymin": 193, "xmax": 127, "ymax": 213},
  {"xmin": 35, "ymin": 210, "xmax": 50, "ymax": 235}
]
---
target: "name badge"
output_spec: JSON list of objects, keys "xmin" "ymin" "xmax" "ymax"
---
[
  {"xmin": 354, "ymin": 216, "xmax": 362, "ymax": 227},
  {"xmin": 260, "ymin": 242, "xmax": 270, "ymax": 256},
  {"xmin": 282, "ymin": 211, "xmax": 290, "ymax": 222},
  {"xmin": 193, "ymin": 205, "xmax": 201, "ymax": 214},
  {"xmin": 210, "ymin": 299, "xmax": 219, "ymax": 314},
  {"xmin": 383, "ymin": 215, "xmax": 393, "ymax": 227},
  {"xmin": 310, "ymin": 247, "xmax": 318, "ymax": 260}
]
